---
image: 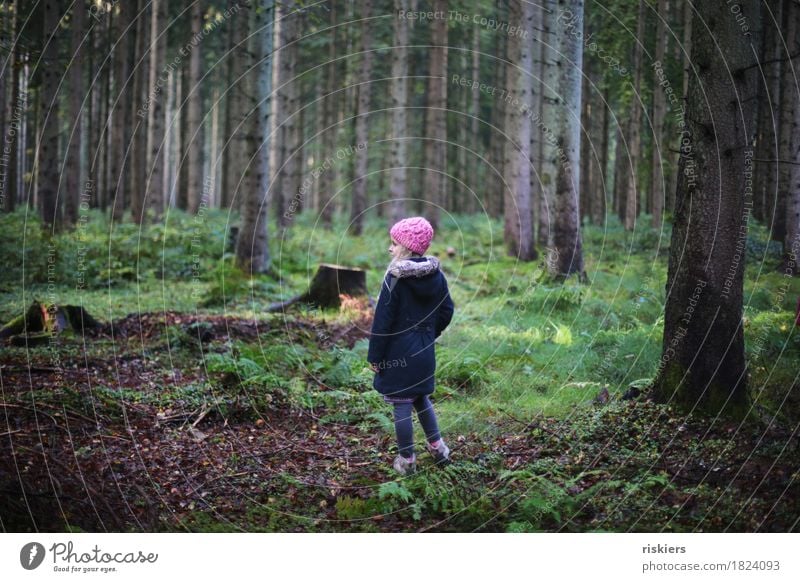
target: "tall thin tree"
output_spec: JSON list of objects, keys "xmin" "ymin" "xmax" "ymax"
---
[
  {"xmin": 349, "ymin": 0, "xmax": 373, "ymax": 235},
  {"xmin": 236, "ymin": 0, "xmax": 275, "ymax": 274},
  {"xmin": 551, "ymin": 0, "xmax": 584, "ymax": 278},
  {"xmin": 388, "ymin": 0, "xmax": 409, "ymax": 224}
]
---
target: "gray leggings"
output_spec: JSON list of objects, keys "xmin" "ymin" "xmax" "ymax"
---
[{"xmin": 392, "ymin": 395, "xmax": 442, "ymax": 459}]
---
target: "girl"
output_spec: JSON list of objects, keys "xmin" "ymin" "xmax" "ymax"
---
[{"xmin": 367, "ymin": 217, "xmax": 455, "ymax": 475}]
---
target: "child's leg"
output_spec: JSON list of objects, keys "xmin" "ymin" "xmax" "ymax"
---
[
  {"xmin": 413, "ymin": 395, "xmax": 442, "ymax": 444},
  {"xmin": 392, "ymin": 402, "xmax": 415, "ymax": 459}
]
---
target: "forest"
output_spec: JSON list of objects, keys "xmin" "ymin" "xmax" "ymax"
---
[{"xmin": 0, "ymin": 0, "xmax": 799, "ymax": 534}]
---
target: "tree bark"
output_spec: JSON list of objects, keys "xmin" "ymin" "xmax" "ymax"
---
[
  {"xmin": 187, "ymin": 1, "xmax": 205, "ymax": 214},
  {"xmin": 235, "ymin": 0, "xmax": 274, "ymax": 275},
  {"xmin": 146, "ymin": 0, "xmax": 168, "ymax": 220},
  {"xmin": 652, "ymin": 0, "xmax": 761, "ymax": 416},
  {"xmin": 130, "ymin": 0, "xmax": 150, "ymax": 224},
  {"xmin": 349, "ymin": 0, "xmax": 373, "ymax": 235},
  {"xmin": 774, "ymin": 0, "xmax": 793, "ymax": 245},
  {"xmin": 753, "ymin": 3, "xmax": 781, "ymax": 224},
  {"xmin": 38, "ymin": 0, "xmax": 61, "ymax": 229},
  {"xmin": 538, "ymin": 0, "xmax": 558, "ymax": 248},
  {"xmin": 318, "ymin": 0, "xmax": 339, "ymax": 227},
  {"xmin": 388, "ymin": 0, "xmax": 409, "ymax": 224},
  {"xmin": 2, "ymin": 0, "xmax": 19, "ymax": 212},
  {"xmin": 64, "ymin": 1, "xmax": 86, "ymax": 226},
  {"xmin": 622, "ymin": 0, "xmax": 645, "ymax": 230},
  {"xmin": 782, "ymin": 0, "xmax": 800, "ymax": 273},
  {"xmin": 222, "ymin": 0, "xmax": 248, "ymax": 213},
  {"xmin": 110, "ymin": 0, "xmax": 133, "ymax": 222},
  {"xmin": 274, "ymin": 1, "xmax": 299, "ymax": 228},
  {"xmin": 503, "ymin": 0, "xmax": 536, "ymax": 261},
  {"xmin": 551, "ymin": 0, "xmax": 584, "ymax": 278},
  {"xmin": 650, "ymin": 0, "xmax": 667, "ymax": 228},
  {"xmin": 422, "ymin": 0, "xmax": 447, "ymax": 230}
]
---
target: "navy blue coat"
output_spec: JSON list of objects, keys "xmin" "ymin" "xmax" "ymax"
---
[{"xmin": 367, "ymin": 257, "xmax": 454, "ymax": 398}]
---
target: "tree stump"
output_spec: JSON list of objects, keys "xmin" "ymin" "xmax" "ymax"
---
[
  {"xmin": 268, "ymin": 264, "xmax": 368, "ymax": 312},
  {"xmin": 0, "ymin": 301, "xmax": 102, "ymax": 343}
]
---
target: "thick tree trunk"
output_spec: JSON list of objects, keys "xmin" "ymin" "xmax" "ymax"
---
[
  {"xmin": 38, "ymin": 0, "xmax": 61, "ymax": 229},
  {"xmin": 388, "ymin": 0, "xmax": 409, "ymax": 224},
  {"xmin": 235, "ymin": 0, "xmax": 274, "ymax": 275},
  {"xmin": 422, "ymin": 0, "xmax": 447, "ymax": 230},
  {"xmin": 349, "ymin": 0, "xmax": 373, "ymax": 236},
  {"xmin": 652, "ymin": 0, "xmax": 761, "ymax": 416},
  {"xmin": 146, "ymin": 0, "xmax": 168, "ymax": 219},
  {"xmin": 503, "ymin": 0, "xmax": 536, "ymax": 261},
  {"xmin": 187, "ymin": 1, "xmax": 205, "ymax": 214},
  {"xmin": 650, "ymin": 0, "xmax": 667, "ymax": 228},
  {"xmin": 551, "ymin": 0, "xmax": 584, "ymax": 278}
]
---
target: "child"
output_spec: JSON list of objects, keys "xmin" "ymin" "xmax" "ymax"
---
[{"xmin": 367, "ymin": 217, "xmax": 455, "ymax": 475}]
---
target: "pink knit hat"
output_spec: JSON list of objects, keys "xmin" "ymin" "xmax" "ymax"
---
[{"xmin": 389, "ymin": 216, "xmax": 434, "ymax": 255}]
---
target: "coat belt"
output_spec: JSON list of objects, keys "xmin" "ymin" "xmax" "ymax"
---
[{"xmin": 401, "ymin": 321, "xmax": 434, "ymax": 333}]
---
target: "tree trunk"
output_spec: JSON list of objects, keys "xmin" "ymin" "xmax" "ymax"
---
[
  {"xmin": 652, "ymin": 0, "xmax": 761, "ymax": 416},
  {"xmin": 318, "ymin": 1, "xmax": 339, "ymax": 227},
  {"xmin": 222, "ymin": 0, "xmax": 248, "ymax": 213},
  {"xmin": 2, "ymin": 0, "xmax": 19, "ymax": 212},
  {"xmin": 349, "ymin": 0, "xmax": 373, "ymax": 235},
  {"xmin": 388, "ymin": 0, "xmax": 409, "ymax": 224},
  {"xmin": 274, "ymin": 1, "xmax": 298, "ymax": 228},
  {"xmin": 235, "ymin": 0, "xmax": 274, "ymax": 275},
  {"xmin": 422, "ymin": 0, "xmax": 447, "ymax": 230},
  {"xmin": 503, "ymin": 0, "xmax": 536, "ymax": 261},
  {"xmin": 146, "ymin": 0, "xmax": 168, "ymax": 220},
  {"xmin": 579, "ymin": 41, "xmax": 592, "ymax": 226},
  {"xmin": 753, "ymin": 5, "xmax": 780, "ymax": 224},
  {"xmin": 538, "ymin": 0, "xmax": 558, "ymax": 248},
  {"xmin": 650, "ymin": 0, "xmax": 667, "ymax": 227},
  {"xmin": 622, "ymin": 0, "xmax": 645, "ymax": 230},
  {"xmin": 597, "ymin": 85, "xmax": 610, "ymax": 224},
  {"xmin": 38, "ymin": 0, "xmax": 61, "ymax": 229},
  {"xmin": 187, "ymin": 1, "xmax": 205, "ymax": 214},
  {"xmin": 470, "ymin": 23, "xmax": 481, "ymax": 215},
  {"xmin": 130, "ymin": 0, "xmax": 150, "ymax": 224},
  {"xmin": 65, "ymin": 1, "xmax": 86, "ymax": 227},
  {"xmin": 551, "ymin": 0, "xmax": 584, "ymax": 278},
  {"xmin": 110, "ymin": 0, "xmax": 133, "ymax": 222},
  {"xmin": 489, "ymin": 0, "xmax": 507, "ymax": 221},
  {"xmin": 774, "ymin": 0, "xmax": 793, "ymax": 245},
  {"xmin": 782, "ymin": 0, "xmax": 800, "ymax": 273}
]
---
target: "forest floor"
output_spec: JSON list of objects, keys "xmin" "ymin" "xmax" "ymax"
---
[
  {"xmin": 1, "ymin": 308, "xmax": 798, "ymax": 533},
  {"xmin": 1, "ymin": 211, "xmax": 799, "ymax": 532}
]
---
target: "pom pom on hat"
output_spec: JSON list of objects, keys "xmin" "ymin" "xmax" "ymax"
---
[{"xmin": 389, "ymin": 217, "xmax": 434, "ymax": 255}]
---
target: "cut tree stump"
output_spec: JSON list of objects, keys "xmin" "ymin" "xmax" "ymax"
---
[
  {"xmin": 268, "ymin": 263, "xmax": 368, "ymax": 312},
  {"xmin": 0, "ymin": 300, "xmax": 103, "ymax": 344}
]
